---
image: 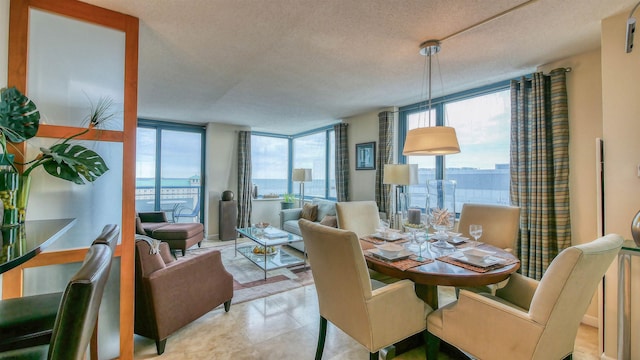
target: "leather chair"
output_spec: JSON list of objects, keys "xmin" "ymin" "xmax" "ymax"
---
[
  {"xmin": 134, "ymin": 236, "xmax": 234, "ymax": 355},
  {"xmin": 298, "ymin": 219, "xmax": 431, "ymax": 360},
  {"xmin": 335, "ymin": 201, "xmax": 381, "ymax": 238},
  {"xmin": 0, "ymin": 241, "xmax": 115, "ymax": 359},
  {"xmin": 0, "ymin": 224, "xmax": 119, "ymax": 353},
  {"xmin": 426, "ymin": 234, "xmax": 623, "ymax": 360}
]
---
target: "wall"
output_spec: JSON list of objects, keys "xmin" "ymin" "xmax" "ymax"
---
[
  {"xmin": 0, "ymin": 0, "xmax": 8, "ymax": 87},
  {"xmin": 205, "ymin": 122, "xmax": 248, "ymax": 239},
  {"xmin": 538, "ymin": 49, "xmax": 603, "ymax": 324},
  {"xmin": 601, "ymin": 10, "xmax": 640, "ymax": 359}
]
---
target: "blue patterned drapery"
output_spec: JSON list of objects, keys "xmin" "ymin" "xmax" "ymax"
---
[{"xmin": 510, "ymin": 68, "xmax": 571, "ymax": 279}]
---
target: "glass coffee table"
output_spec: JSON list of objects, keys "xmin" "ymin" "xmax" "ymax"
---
[{"xmin": 235, "ymin": 227, "xmax": 305, "ymax": 280}]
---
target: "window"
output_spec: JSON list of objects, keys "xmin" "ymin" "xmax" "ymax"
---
[
  {"xmin": 253, "ymin": 127, "xmax": 336, "ymax": 200},
  {"xmin": 400, "ymin": 83, "xmax": 511, "ymax": 210}
]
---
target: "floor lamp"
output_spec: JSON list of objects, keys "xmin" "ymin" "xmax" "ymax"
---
[
  {"xmin": 292, "ymin": 168, "xmax": 312, "ymax": 208},
  {"xmin": 383, "ymin": 164, "xmax": 418, "ymax": 229}
]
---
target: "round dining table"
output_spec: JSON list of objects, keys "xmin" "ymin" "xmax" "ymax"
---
[{"xmin": 360, "ymin": 239, "xmax": 520, "ymax": 309}]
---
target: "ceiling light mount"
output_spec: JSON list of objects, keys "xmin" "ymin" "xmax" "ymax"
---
[{"xmin": 419, "ymin": 40, "xmax": 441, "ymax": 56}]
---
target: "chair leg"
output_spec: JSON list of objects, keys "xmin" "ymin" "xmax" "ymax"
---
[
  {"xmin": 155, "ymin": 338, "xmax": 167, "ymax": 355},
  {"xmin": 315, "ymin": 316, "xmax": 327, "ymax": 360},
  {"xmin": 562, "ymin": 354, "xmax": 573, "ymax": 360},
  {"xmin": 224, "ymin": 300, "xmax": 231, "ymax": 312},
  {"xmin": 181, "ymin": 249, "xmax": 186, "ymax": 256},
  {"xmin": 198, "ymin": 241, "xmax": 202, "ymax": 248},
  {"xmin": 370, "ymin": 351, "xmax": 379, "ymax": 360},
  {"xmin": 425, "ymin": 331, "xmax": 440, "ymax": 360}
]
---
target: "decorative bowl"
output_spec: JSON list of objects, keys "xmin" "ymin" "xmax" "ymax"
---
[
  {"xmin": 375, "ymin": 243, "xmax": 404, "ymax": 258},
  {"xmin": 254, "ymin": 222, "xmax": 270, "ymax": 229},
  {"xmin": 460, "ymin": 248, "xmax": 495, "ymax": 262}
]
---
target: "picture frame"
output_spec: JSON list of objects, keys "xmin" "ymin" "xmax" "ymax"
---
[{"xmin": 355, "ymin": 142, "xmax": 376, "ymax": 170}]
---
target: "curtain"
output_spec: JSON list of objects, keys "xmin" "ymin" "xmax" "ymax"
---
[
  {"xmin": 237, "ymin": 131, "xmax": 252, "ymax": 228},
  {"xmin": 375, "ymin": 111, "xmax": 393, "ymax": 218},
  {"xmin": 334, "ymin": 123, "xmax": 350, "ymax": 202},
  {"xmin": 510, "ymin": 68, "xmax": 570, "ymax": 279}
]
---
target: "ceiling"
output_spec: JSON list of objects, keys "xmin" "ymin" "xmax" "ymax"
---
[{"xmin": 81, "ymin": 0, "xmax": 638, "ymax": 135}]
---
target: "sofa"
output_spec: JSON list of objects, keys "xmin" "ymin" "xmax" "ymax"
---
[
  {"xmin": 136, "ymin": 211, "xmax": 204, "ymax": 256},
  {"xmin": 279, "ymin": 198, "xmax": 337, "ymax": 252}
]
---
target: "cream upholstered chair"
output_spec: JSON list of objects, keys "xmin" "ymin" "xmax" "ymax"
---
[
  {"xmin": 298, "ymin": 219, "xmax": 431, "ymax": 360},
  {"xmin": 335, "ymin": 201, "xmax": 381, "ymax": 238},
  {"xmin": 426, "ymin": 234, "xmax": 623, "ymax": 360},
  {"xmin": 457, "ymin": 203, "xmax": 520, "ymax": 254}
]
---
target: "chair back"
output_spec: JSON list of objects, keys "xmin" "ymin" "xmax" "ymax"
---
[
  {"xmin": 91, "ymin": 224, "xmax": 120, "ymax": 256},
  {"xmin": 299, "ymin": 219, "xmax": 374, "ymax": 341},
  {"xmin": 457, "ymin": 203, "xmax": 520, "ymax": 254},
  {"xmin": 47, "ymin": 244, "xmax": 114, "ymax": 360},
  {"xmin": 528, "ymin": 234, "xmax": 623, "ymax": 358},
  {"xmin": 335, "ymin": 201, "xmax": 381, "ymax": 238}
]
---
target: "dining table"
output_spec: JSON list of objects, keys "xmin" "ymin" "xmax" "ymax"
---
[{"xmin": 360, "ymin": 235, "xmax": 520, "ymax": 309}]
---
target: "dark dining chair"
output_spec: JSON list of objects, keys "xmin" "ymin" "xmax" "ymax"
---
[
  {"xmin": 0, "ymin": 225, "xmax": 119, "ymax": 354},
  {"xmin": 0, "ymin": 239, "xmax": 115, "ymax": 359}
]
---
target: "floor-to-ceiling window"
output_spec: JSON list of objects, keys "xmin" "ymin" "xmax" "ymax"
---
[
  {"xmin": 400, "ymin": 82, "xmax": 511, "ymax": 211},
  {"xmin": 136, "ymin": 120, "xmax": 206, "ymax": 223}
]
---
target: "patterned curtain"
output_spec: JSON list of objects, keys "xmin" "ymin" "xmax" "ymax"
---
[
  {"xmin": 375, "ymin": 111, "xmax": 393, "ymax": 218},
  {"xmin": 334, "ymin": 123, "xmax": 350, "ymax": 202},
  {"xmin": 510, "ymin": 68, "xmax": 570, "ymax": 279},
  {"xmin": 237, "ymin": 131, "xmax": 252, "ymax": 228}
]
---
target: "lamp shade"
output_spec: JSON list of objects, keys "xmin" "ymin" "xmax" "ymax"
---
[
  {"xmin": 383, "ymin": 164, "xmax": 419, "ymax": 185},
  {"xmin": 292, "ymin": 168, "xmax": 312, "ymax": 182},
  {"xmin": 402, "ymin": 126, "xmax": 461, "ymax": 156}
]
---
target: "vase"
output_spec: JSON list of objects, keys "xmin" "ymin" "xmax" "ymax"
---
[
  {"xmin": 0, "ymin": 156, "xmax": 19, "ymax": 227},
  {"xmin": 427, "ymin": 179, "xmax": 457, "ymax": 250},
  {"xmin": 16, "ymin": 174, "xmax": 31, "ymax": 224},
  {"xmin": 632, "ymin": 210, "xmax": 640, "ymax": 246}
]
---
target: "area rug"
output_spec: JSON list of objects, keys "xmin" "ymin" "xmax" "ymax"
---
[{"xmin": 183, "ymin": 239, "xmax": 314, "ymax": 304}]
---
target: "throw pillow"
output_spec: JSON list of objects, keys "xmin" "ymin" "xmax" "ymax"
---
[
  {"xmin": 319, "ymin": 215, "xmax": 338, "ymax": 228},
  {"xmin": 300, "ymin": 203, "xmax": 319, "ymax": 221}
]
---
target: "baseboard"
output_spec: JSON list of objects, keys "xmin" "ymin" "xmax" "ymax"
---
[
  {"xmin": 207, "ymin": 233, "xmax": 220, "ymax": 240},
  {"xmin": 582, "ymin": 313, "xmax": 598, "ymax": 327},
  {"xmin": 600, "ymin": 353, "xmax": 615, "ymax": 360}
]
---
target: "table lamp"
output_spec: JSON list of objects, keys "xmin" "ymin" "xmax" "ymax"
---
[
  {"xmin": 383, "ymin": 164, "xmax": 418, "ymax": 228},
  {"xmin": 292, "ymin": 168, "xmax": 312, "ymax": 207}
]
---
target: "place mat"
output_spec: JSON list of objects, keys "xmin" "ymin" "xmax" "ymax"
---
[
  {"xmin": 365, "ymin": 251, "xmax": 433, "ymax": 271},
  {"xmin": 436, "ymin": 255, "xmax": 519, "ymax": 273},
  {"xmin": 361, "ymin": 236, "xmax": 409, "ymax": 245}
]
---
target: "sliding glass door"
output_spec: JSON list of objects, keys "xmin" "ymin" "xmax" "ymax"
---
[{"xmin": 136, "ymin": 120, "xmax": 205, "ymax": 223}]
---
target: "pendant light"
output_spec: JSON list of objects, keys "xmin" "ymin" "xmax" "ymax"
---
[{"xmin": 402, "ymin": 40, "xmax": 460, "ymax": 156}]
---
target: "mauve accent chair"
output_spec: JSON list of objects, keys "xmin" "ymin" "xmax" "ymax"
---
[{"xmin": 134, "ymin": 237, "xmax": 234, "ymax": 355}]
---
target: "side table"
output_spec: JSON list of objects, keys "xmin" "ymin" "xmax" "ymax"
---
[{"xmin": 618, "ymin": 240, "xmax": 639, "ymax": 359}]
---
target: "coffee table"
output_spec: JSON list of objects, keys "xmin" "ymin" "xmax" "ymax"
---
[{"xmin": 235, "ymin": 227, "xmax": 306, "ymax": 280}]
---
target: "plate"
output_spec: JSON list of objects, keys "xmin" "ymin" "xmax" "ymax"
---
[
  {"xmin": 447, "ymin": 232, "xmax": 462, "ymax": 237},
  {"xmin": 448, "ymin": 236, "xmax": 469, "ymax": 245},
  {"xmin": 368, "ymin": 248, "xmax": 412, "ymax": 262},
  {"xmin": 450, "ymin": 252, "xmax": 505, "ymax": 268},
  {"xmin": 252, "ymin": 245, "xmax": 278, "ymax": 256},
  {"xmin": 372, "ymin": 232, "xmax": 406, "ymax": 242}
]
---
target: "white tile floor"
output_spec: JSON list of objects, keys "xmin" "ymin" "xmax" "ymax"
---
[{"xmin": 133, "ymin": 284, "xmax": 599, "ymax": 360}]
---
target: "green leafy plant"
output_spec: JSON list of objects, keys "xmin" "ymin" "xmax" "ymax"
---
[
  {"xmin": 0, "ymin": 87, "xmax": 110, "ymax": 184},
  {"xmin": 282, "ymin": 193, "xmax": 295, "ymax": 203}
]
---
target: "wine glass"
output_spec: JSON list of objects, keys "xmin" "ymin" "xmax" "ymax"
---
[
  {"xmin": 376, "ymin": 220, "xmax": 390, "ymax": 241},
  {"xmin": 469, "ymin": 224, "xmax": 483, "ymax": 246},
  {"xmin": 403, "ymin": 208, "xmax": 426, "ymax": 252},
  {"xmin": 414, "ymin": 231, "xmax": 428, "ymax": 261}
]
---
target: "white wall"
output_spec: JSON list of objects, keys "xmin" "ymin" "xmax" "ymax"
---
[
  {"xmin": 0, "ymin": 0, "xmax": 8, "ymax": 88},
  {"xmin": 601, "ymin": 10, "xmax": 640, "ymax": 359}
]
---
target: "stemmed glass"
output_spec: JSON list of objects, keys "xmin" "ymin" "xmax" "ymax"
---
[
  {"xmin": 414, "ymin": 231, "xmax": 428, "ymax": 261},
  {"xmin": 469, "ymin": 224, "xmax": 483, "ymax": 247},
  {"xmin": 403, "ymin": 208, "xmax": 426, "ymax": 252}
]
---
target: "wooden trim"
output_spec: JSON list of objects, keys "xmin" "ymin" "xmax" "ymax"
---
[{"xmin": 35, "ymin": 125, "xmax": 124, "ymax": 142}]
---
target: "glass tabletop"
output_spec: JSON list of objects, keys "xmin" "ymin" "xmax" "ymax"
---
[
  {"xmin": 621, "ymin": 239, "xmax": 640, "ymax": 253},
  {"xmin": 236, "ymin": 226, "xmax": 303, "ymax": 247}
]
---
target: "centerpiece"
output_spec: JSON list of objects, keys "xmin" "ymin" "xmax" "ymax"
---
[{"xmin": 0, "ymin": 87, "xmax": 110, "ymax": 226}]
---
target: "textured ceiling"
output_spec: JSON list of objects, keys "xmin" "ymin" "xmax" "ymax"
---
[{"xmin": 81, "ymin": 0, "xmax": 638, "ymax": 134}]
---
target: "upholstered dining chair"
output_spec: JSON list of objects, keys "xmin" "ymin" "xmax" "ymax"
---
[
  {"xmin": 426, "ymin": 234, "xmax": 623, "ymax": 360},
  {"xmin": 335, "ymin": 201, "xmax": 381, "ymax": 238},
  {"xmin": 0, "ymin": 224, "xmax": 120, "ymax": 353},
  {"xmin": 298, "ymin": 219, "xmax": 431, "ymax": 360},
  {"xmin": 0, "ymin": 241, "xmax": 115, "ymax": 360}
]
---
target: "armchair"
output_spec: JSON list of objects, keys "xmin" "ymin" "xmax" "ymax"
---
[
  {"xmin": 134, "ymin": 237, "xmax": 233, "ymax": 355},
  {"xmin": 426, "ymin": 234, "xmax": 623, "ymax": 360}
]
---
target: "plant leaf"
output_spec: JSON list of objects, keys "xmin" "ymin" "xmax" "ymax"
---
[
  {"xmin": 0, "ymin": 87, "xmax": 40, "ymax": 143},
  {"xmin": 41, "ymin": 143, "xmax": 109, "ymax": 184}
]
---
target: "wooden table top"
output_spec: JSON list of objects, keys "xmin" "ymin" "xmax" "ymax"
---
[{"xmin": 361, "ymin": 239, "xmax": 520, "ymax": 288}]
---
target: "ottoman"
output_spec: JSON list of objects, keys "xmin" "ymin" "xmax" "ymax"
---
[{"xmin": 150, "ymin": 223, "xmax": 204, "ymax": 256}]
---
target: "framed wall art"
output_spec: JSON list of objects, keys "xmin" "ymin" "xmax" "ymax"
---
[{"xmin": 355, "ymin": 142, "xmax": 376, "ymax": 170}]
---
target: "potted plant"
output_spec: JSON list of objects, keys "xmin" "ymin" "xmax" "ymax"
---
[
  {"xmin": 0, "ymin": 87, "xmax": 110, "ymax": 225},
  {"xmin": 281, "ymin": 193, "xmax": 295, "ymax": 210}
]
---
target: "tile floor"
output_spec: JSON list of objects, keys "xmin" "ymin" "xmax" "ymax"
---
[{"xmin": 133, "ymin": 284, "xmax": 599, "ymax": 359}]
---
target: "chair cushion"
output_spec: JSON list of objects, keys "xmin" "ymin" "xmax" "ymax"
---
[
  {"xmin": 135, "ymin": 240, "xmax": 167, "ymax": 276},
  {"xmin": 319, "ymin": 215, "xmax": 338, "ymax": 228},
  {"xmin": 151, "ymin": 223, "xmax": 204, "ymax": 240},
  {"xmin": 301, "ymin": 203, "xmax": 318, "ymax": 221},
  {"xmin": 313, "ymin": 198, "xmax": 336, "ymax": 221}
]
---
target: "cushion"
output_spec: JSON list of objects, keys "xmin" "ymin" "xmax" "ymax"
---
[
  {"xmin": 319, "ymin": 215, "xmax": 338, "ymax": 228},
  {"xmin": 300, "ymin": 203, "xmax": 318, "ymax": 221},
  {"xmin": 135, "ymin": 240, "xmax": 167, "ymax": 276},
  {"xmin": 313, "ymin": 198, "xmax": 336, "ymax": 221}
]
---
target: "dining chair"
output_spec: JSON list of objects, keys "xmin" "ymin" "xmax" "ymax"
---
[
  {"xmin": 298, "ymin": 219, "xmax": 431, "ymax": 360},
  {"xmin": 174, "ymin": 200, "xmax": 200, "ymax": 223},
  {"xmin": 0, "ymin": 225, "xmax": 119, "ymax": 354},
  {"xmin": 0, "ymin": 240, "xmax": 115, "ymax": 359},
  {"xmin": 335, "ymin": 201, "xmax": 381, "ymax": 238},
  {"xmin": 426, "ymin": 233, "xmax": 623, "ymax": 360}
]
